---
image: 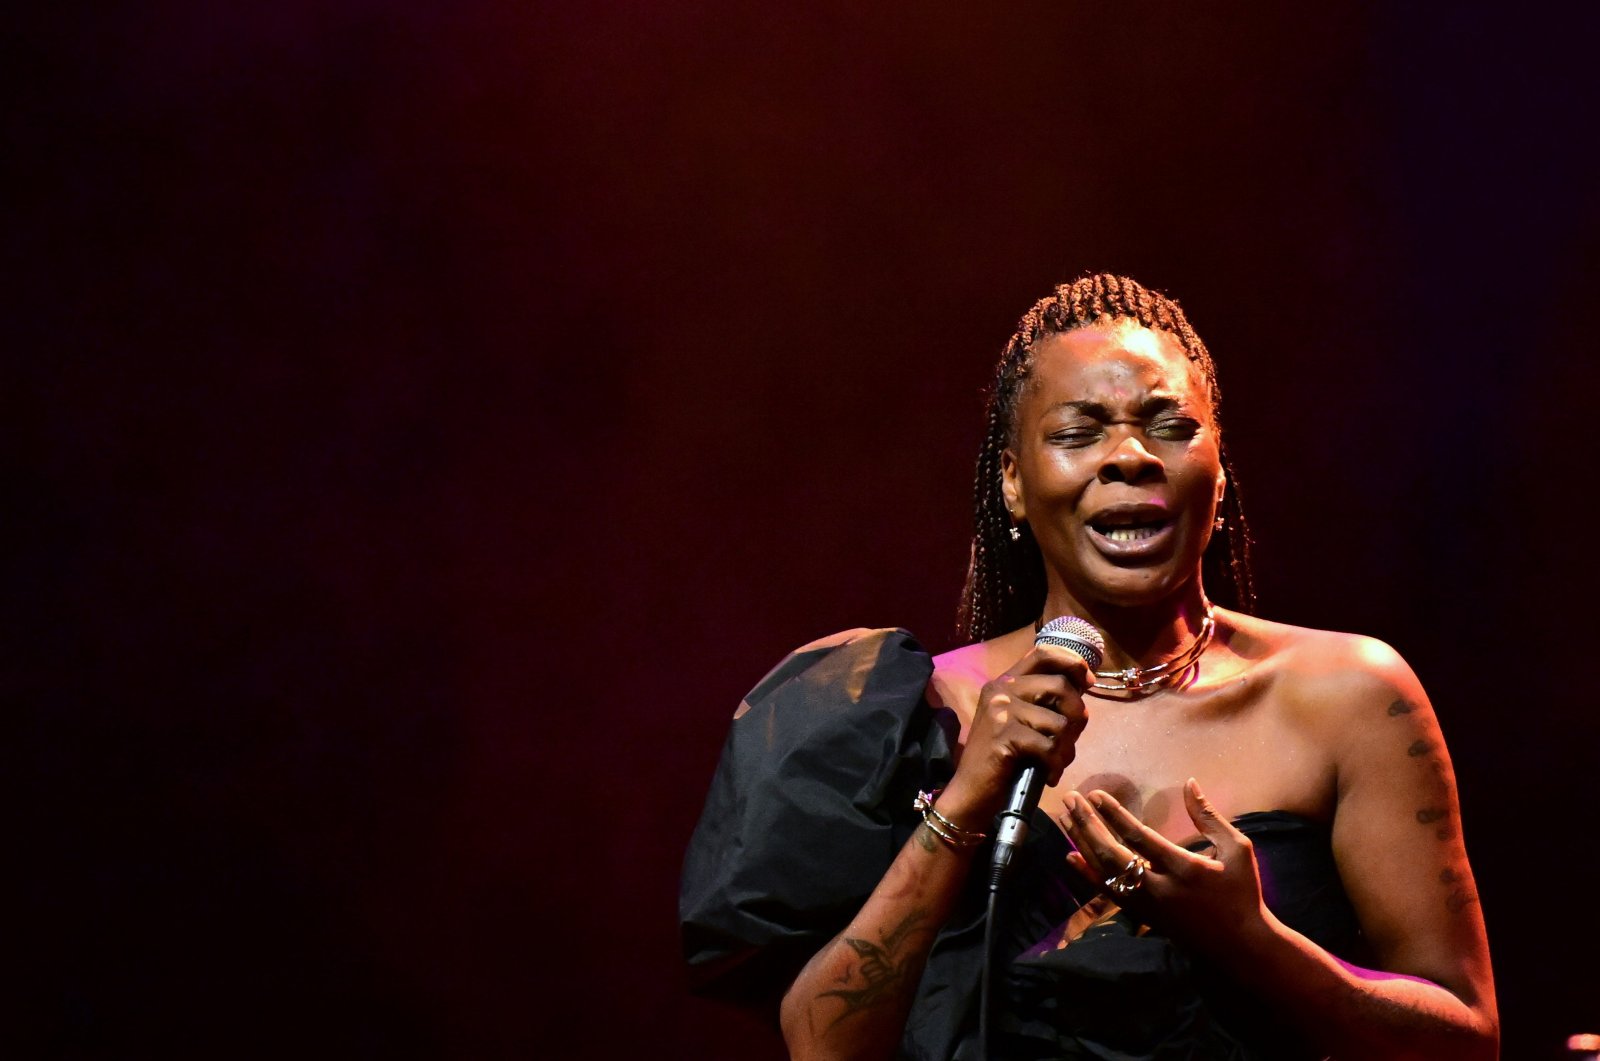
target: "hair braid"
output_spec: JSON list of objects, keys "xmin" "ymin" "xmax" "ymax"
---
[{"xmin": 956, "ymin": 274, "xmax": 1256, "ymax": 642}]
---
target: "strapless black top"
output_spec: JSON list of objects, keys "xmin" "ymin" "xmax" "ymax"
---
[{"xmin": 680, "ymin": 629, "xmax": 1370, "ymax": 1059}]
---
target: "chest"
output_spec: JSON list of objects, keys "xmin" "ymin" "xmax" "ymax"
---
[
  {"xmin": 1051, "ymin": 698, "xmax": 1328, "ymax": 842},
  {"xmin": 942, "ymin": 678, "xmax": 1334, "ymax": 844}
]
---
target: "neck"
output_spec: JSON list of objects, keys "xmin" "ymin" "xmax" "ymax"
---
[{"xmin": 1038, "ymin": 583, "xmax": 1211, "ymax": 673}]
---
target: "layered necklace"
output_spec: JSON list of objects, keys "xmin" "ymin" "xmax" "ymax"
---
[{"xmin": 1089, "ymin": 606, "xmax": 1217, "ymax": 695}]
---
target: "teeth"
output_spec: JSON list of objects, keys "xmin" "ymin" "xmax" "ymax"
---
[{"xmin": 1104, "ymin": 526, "xmax": 1161, "ymax": 542}]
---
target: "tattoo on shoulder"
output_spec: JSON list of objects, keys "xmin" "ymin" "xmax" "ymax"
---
[
  {"xmin": 818, "ymin": 909, "xmax": 931, "ymax": 1026},
  {"xmin": 1387, "ymin": 699, "xmax": 1414, "ymax": 716}
]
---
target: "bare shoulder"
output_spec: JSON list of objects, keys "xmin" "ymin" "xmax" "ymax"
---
[
  {"xmin": 1222, "ymin": 611, "xmax": 1427, "ymax": 700},
  {"xmin": 930, "ymin": 626, "xmax": 1032, "ymax": 716},
  {"xmin": 929, "ymin": 641, "xmax": 988, "ymax": 716},
  {"xmin": 1221, "ymin": 609, "xmax": 1432, "ymax": 739},
  {"xmin": 931, "ymin": 640, "xmax": 988, "ymax": 680}
]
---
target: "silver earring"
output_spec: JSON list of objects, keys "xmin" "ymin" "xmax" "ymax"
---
[
  {"xmin": 1213, "ymin": 515, "xmax": 1225, "ymax": 532},
  {"xmin": 1009, "ymin": 525, "xmax": 1022, "ymax": 542}
]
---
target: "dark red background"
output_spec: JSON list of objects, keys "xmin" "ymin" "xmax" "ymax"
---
[{"xmin": 14, "ymin": 3, "xmax": 1600, "ymax": 1058}]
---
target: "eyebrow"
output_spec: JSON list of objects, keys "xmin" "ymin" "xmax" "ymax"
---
[{"xmin": 1044, "ymin": 396, "xmax": 1189, "ymax": 418}]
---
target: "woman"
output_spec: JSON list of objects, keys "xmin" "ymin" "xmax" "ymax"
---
[{"xmin": 681, "ymin": 274, "xmax": 1497, "ymax": 1059}]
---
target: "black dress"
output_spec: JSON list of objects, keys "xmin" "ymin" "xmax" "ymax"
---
[{"xmin": 680, "ymin": 629, "xmax": 1370, "ymax": 1060}]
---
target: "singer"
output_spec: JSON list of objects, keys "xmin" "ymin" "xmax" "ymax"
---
[{"xmin": 680, "ymin": 274, "xmax": 1496, "ymax": 1059}]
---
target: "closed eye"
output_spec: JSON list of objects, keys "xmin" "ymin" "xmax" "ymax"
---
[
  {"xmin": 1047, "ymin": 428, "xmax": 1102, "ymax": 447},
  {"xmin": 1148, "ymin": 417, "xmax": 1200, "ymax": 441}
]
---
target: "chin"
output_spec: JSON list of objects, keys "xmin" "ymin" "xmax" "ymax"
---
[{"xmin": 1079, "ymin": 565, "xmax": 1195, "ymax": 610}]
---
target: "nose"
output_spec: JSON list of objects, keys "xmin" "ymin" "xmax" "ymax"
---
[{"xmin": 1097, "ymin": 432, "xmax": 1164, "ymax": 485}]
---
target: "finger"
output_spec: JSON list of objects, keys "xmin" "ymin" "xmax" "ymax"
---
[
  {"xmin": 1008, "ymin": 725, "xmax": 1059, "ymax": 764},
  {"xmin": 1005, "ymin": 674, "xmax": 1086, "ymax": 719},
  {"xmin": 1085, "ymin": 790, "xmax": 1195, "ymax": 873},
  {"xmin": 1000, "ymin": 720, "xmax": 1073, "ymax": 788},
  {"xmin": 1006, "ymin": 698, "xmax": 1071, "ymax": 738},
  {"xmin": 1065, "ymin": 849, "xmax": 1097, "ymax": 886},
  {"xmin": 981, "ymin": 707, "xmax": 1061, "ymax": 770},
  {"xmin": 1182, "ymin": 778, "xmax": 1248, "ymax": 857},
  {"xmin": 1012, "ymin": 643, "xmax": 1093, "ymax": 691},
  {"xmin": 1060, "ymin": 791, "xmax": 1135, "ymax": 879},
  {"xmin": 1034, "ymin": 641, "xmax": 1094, "ymax": 683},
  {"xmin": 979, "ymin": 697, "xmax": 1076, "ymax": 784}
]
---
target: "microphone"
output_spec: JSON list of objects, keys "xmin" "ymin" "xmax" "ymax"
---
[{"xmin": 988, "ymin": 615, "xmax": 1104, "ymax": 892}]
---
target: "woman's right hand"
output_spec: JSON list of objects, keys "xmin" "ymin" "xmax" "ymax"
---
[{"xmin": 935, "ymin": 643, "xmax": 1092, "ymax": 830}]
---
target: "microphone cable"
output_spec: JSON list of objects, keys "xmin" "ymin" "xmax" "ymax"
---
[{"xmin": 977, "ymin": 615, "xmax": 1104, "ymax": 1061}]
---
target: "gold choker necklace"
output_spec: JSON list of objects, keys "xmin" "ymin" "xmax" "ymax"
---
[{"xmin": 1091, "ymin": 608, "xmax": 1216, "ymax": 695}]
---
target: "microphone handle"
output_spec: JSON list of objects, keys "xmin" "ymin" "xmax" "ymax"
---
[
  {"xmin": 986, "ymin": 617, "xmax": 1104, "ymax": 894},
  {"xmin": 988, "ymin": 764, "xmax": 1046, "ymax": 891}
]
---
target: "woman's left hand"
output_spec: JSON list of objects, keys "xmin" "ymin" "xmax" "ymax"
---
[{"xmin": 1056, "ymin": 778, "xmax": 1270, "ymax": 956}]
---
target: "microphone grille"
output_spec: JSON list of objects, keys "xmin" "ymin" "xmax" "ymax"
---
[{"xmin": 1035, "ymin": 616, "xmax": 1105, "ymax": 670}]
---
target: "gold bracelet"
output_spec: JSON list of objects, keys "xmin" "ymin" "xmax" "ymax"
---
[{"xmin": 913, "ymin": 790, "xmax": 987, "ymax": 848}]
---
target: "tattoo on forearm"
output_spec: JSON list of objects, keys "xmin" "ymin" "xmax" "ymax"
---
[
  {"xmin": 818, "ymin": 909, "xmax": 931, "ymax": 1027},
  {"xmin": 914, "ymin": 823, "xmax": 938, "ymax": 853}
]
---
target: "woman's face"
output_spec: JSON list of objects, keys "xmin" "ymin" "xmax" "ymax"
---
[{"xmin": 1002, "ymin": 319, "xmax": 1225, "ymax": 609}]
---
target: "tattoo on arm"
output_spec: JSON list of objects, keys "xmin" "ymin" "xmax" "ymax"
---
[
  {"xmin": 817, "ymin": 909, "xmax": 931, "ymax": 1027},
  {"xmin": 1388, "ymin": 701, "xmax": 1481, "ymax": 913},
  {"xmin": 1440, "ymin": 867, "xmax": 1480, "ymax": 913},
  {"xmin": 1391, "ymin": 703, "xmax": 1458, "ymax": 839},
  {"xmin": 1415, "ymin": 805, "xmax": 1457, "ymax": 840},
  {"xmin": 914, "ymin": 823, "xmax": 938, "ymax": 853}
]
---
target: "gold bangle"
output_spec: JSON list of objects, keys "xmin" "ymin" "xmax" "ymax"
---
[
  {"xmin": 920, "ymin": 813, "xmax": 983, "ymax": 849},
  {"xmin": 913, "ymin": 789, "xmax": 987, "ymax": 848}
]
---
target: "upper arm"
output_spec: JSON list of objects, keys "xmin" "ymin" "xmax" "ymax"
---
[{"xmin": 1308, "ymin": 637, "xmax": 1495, "ymax": 1015}]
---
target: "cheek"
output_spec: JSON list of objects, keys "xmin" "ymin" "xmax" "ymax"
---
[
  {"xmin": 1172, "ymin": 453, "xmax": 1224, "ymax": 505},
  {"xmin": 1022, "ymin": 453, "xmax": 1095, "ymax": 503}
]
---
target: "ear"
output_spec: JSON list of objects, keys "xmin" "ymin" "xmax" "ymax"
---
[
  {"xmin": 1001, "ymin": 448, "xmax": 1025, "ymax": 520},
  {"xmin": 1214, "ymin": 468, "xmax": 1227, "ymax": 509}
]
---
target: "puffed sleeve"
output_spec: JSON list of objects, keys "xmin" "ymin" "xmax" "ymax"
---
[{"xmin": 679, "ymin": 627, "xmax": 958, "ymax": 1016}]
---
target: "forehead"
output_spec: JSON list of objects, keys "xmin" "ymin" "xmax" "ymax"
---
[{"xmin": 1024, "ymin": 320, "xmax": 1207, "ymax": 407}]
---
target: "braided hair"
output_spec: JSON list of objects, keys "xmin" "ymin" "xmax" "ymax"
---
[{"xmin": 956, "ymin": 273, "xmax": 1256, "ymax": 642}]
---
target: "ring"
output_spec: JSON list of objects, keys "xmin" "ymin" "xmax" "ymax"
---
[{"xmin": 1104, "ymin": 856, "xmax": 1151, "ymax": 896}]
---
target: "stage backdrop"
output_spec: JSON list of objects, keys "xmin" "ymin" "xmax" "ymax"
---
[{"xmin": 15, "ymin": 3, "xmax": 1599, "ymax": 1058}]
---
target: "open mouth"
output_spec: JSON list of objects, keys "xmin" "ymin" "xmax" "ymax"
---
[
  {"xmin": 1085, "ymin": 506, "xmax": 1176, "ymax": 556},
  {"xmin": 1091, "ymin": 520, "xmax": 1170, "ymax": 542},
  {"xmin": 1088, "ymin": 516, "xmax": 1172, "ymax": 540}
]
